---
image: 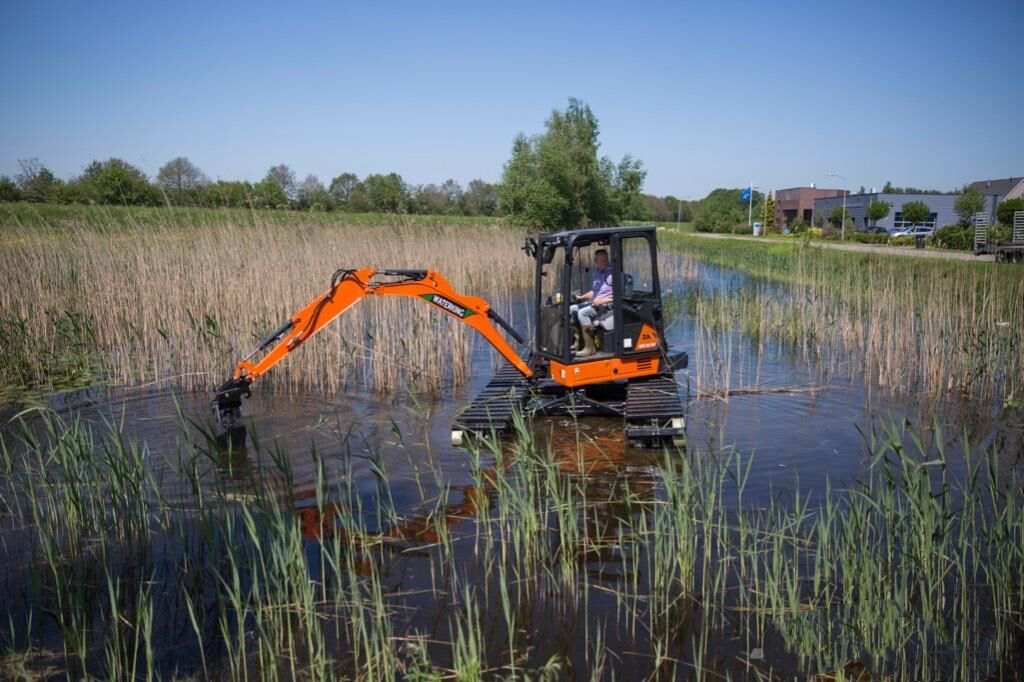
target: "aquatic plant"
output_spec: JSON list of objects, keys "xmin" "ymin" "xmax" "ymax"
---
[
  {"xmin": 0, "ymin": 407, "xmax": 1021, "ymax": 680},
  {"xmin": 674, "ymin": 235, "xmax": 1023, "ymax": 402}
]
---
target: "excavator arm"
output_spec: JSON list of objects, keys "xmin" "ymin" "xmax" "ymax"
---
[{"xmin": 213, "ymin": 268, "xmax": 531, "ymax": 446}]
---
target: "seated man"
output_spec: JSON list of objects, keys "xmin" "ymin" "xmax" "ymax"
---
[{"xmin": 570, "ymin": 248, "xmax": 613, "ymax": 358}]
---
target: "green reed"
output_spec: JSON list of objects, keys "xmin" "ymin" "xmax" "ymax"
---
[
  {"xmin": 671, "ymin": 233, "xmax": 1024, "ymax": 403},
  {"xmin": 0, "ymin": 405, "xmax": 1021, "ymax": 679}
]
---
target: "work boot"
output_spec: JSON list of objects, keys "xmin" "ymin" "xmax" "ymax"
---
[{"xmin": 576, "ymin": 326, "xmax": 597, "ymax": 358}]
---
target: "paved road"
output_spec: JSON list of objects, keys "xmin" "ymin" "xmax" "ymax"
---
[{"xmin": 688, "ymin": 232, "xmax": 996, "ymax": 262}]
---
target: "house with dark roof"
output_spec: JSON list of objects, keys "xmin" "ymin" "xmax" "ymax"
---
[{"xmin": 968, "ymin": 177, "xmax": 1024, "ymax": 202}]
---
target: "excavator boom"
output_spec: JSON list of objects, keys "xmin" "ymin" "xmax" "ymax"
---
[{"xmin": 213, "ymin": 268, "xmax": 531, "ymax": 446}]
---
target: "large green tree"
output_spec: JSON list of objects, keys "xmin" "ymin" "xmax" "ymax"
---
[
  {"xmin": 663, "ymin": 196, "xmax": 693, "ymax": 222},
  {"xmin": 997, "ymin": 198, "xmax": 1024, "ymax": 226},
  {"xmin": 954, "ymin": 185, "xmax": 985, "ymax": 226},
  {"xmin": 80, "ymin": 158, "xmax": 157, "ymax": 205},
  {"xmin": 867, "ymin": 200, "xmax": 890, "ymax": 226},
  {"xmin": 253, "ymin": 180, "xmax": 288, "ymax": 209},
  {"xmin": 360, "ymin": 173, "xmax": 409, "ymax": 212},
  {"xmin": 829, "ymin": 205, "xmax": 847, "ymax": 227},
  {"xmin": 693, "ymin": 188, "xmax": 762, "ymax": 233},
  {"xmin": 462, "ymin": 179, "xmax": 498, "ymax": 216},
  {"xmin": 499, "ymin": 98, "xmax": 645, "ymax": 228},
  {"xmin": 328, "ymin": 172, "xmax": 360, "ymax": 208},
  {"xmin": 411, "ymin": 183, "xmax": 448, "ymax": 214},
  {"xmin": 262, "ymin": 164, "xmax": 296, "ymax": 201},
  {"xmin": 901, "ymin": 200, "xmax": 932, "ymax": 227}
]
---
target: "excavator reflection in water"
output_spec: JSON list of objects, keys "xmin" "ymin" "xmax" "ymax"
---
[{"xmin": 211, "ymin": 421, "xmax": 668, "ymax": 579}]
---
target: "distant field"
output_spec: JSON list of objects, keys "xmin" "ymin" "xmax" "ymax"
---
[
  {"xmin": 0, "ymin": 202, "xmax": 691, "ymax": 233},
  {"xmin": 0, "ymin": 201, "xmax": 511, "ymax": 232},
  {"xmin": 623, "ymin": 218, "xmax": 694, "ymax": 233}
]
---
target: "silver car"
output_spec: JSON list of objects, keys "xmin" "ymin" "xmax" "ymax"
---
[{"xmin": 892, "ymin": 225, "xmax": 934, "ymax": 238}]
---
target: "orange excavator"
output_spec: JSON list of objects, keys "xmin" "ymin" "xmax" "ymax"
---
[{"xmin": 213, "ymin": 226, "xmax": 688, "ymax": 449}]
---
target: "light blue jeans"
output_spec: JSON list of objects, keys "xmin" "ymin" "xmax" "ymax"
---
[{"xmin": 570, "ymin": 303, "xmax": 603, "ymax": 329}]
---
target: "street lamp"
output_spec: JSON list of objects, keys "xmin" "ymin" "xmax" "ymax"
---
[
  {"xmin": 826, "ymin": 172, "xmax": 847, "ymax": 240},
  {"xmin": 676, "ymin": 195, "xmax": 692, "ymax": 231}
]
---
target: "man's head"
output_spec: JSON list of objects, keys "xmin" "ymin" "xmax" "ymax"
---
[{"xmin": 594, "ymin": 249, "xmax": 609, "ymax": 269}]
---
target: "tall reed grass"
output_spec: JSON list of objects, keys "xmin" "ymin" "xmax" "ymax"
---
[
  {"xmin": 0, "ymin": 208, "xmax": 532, "ymax": 396},
  {"xmin": 673, "ymin": 235, "xmax": 1023, "ymax": 402}
]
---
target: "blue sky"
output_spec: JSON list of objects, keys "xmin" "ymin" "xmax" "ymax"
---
[{"xmin": 1, "ymin": 0, "xmax": 1021, "ymax": 197}]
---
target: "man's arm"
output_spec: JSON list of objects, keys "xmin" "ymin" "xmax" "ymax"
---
[{"xmin": 592, "ymin": 272, "xmax": 613, "ymax": 306}]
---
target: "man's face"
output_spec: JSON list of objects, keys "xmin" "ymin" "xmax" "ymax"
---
[{"xmin": 594, "ymin": 252, "xmax": 608, "ymax": 269}]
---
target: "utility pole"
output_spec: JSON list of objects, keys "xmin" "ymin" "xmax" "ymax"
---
[{"xmin": 827, "ymin": 172, "xmax": 848, "ymax": 240}]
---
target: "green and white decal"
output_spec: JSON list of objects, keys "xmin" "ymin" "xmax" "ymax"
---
[{"xmin": 420, "ymin": 294, "xmax": 476, "ymax": 318}]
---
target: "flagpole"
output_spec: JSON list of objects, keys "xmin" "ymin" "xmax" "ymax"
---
[{"xmin": 747, "ymin": 179, "xmax": 753, "ymax": 227}]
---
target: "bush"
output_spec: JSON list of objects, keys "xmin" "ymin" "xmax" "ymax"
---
[
  {"xmin": 80, "ymin": 159, "xmax": 159, "ymax": 206},
  {"xmin": 0, "ymin": 176, "xmax": 20, "ymax": 202},
  {"xmin": 51, "ymin": 180, "xmax": 92, "ymax": 205},
  {"xmin": 990, "ymin": 224, "xmax": 1013, "ymax": 243},
  {"xmin": 693, "ymin": 188, "xmax": 757, "ymax": 233},
  {"xmin": 996, "ymin": 198, "xmax": 1024, "ymax": 227},
  {"xmin": 889, "ymin": 236, "xmax": 915, "ymax": 246},
  {"xmin": 931, "ymin": 224, "xmax": 973, "ymax": 250},
  {"xmin": 807, "ymin": 227, "xmax": 823, "ymax": 238},
  {"xmin": 849, "ymin": 231, "xmax": 889, "ymax": 244}
]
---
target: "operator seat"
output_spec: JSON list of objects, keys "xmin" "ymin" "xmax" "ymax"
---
[{"xmin": 590, "ymin": 272, "xmax": 631, "ymax": 353}]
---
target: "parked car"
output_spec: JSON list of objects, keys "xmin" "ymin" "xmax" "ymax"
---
[
  {"xmin": 857, "ymin": 225, "xmax": 889, "ymax": 235},
  {"xmin": 892, "ymin": 225, "xmax": 934, "ymax": 238}
]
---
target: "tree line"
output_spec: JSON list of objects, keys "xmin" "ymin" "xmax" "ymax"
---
[
  {"xmin": 2, "ymin": 99, "xmax": 680, "ymax": 228},
  {"xmin": 0, "ymin": 157, "xmax": 503, "ymax": 216}
]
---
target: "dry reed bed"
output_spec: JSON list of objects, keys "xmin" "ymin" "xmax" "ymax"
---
[
  {"xmin": 0, "ymin": 212, "xmax": 532, "ymax": 395},
  {"xmin": 678, "ymin": 238, "xmax": 1023, "ymax": 401}
]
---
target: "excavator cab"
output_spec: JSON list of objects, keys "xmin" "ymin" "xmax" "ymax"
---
[{"xmin": 528, "ymin": 226, "xmax": 685, "ymax": 388}]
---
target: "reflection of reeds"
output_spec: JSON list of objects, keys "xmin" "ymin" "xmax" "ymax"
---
[
  {"xmin": 0, "ymin": 211, "xmax": 531, "ymax": 395},
  {"xmin": 3, "ymin": 407, "xmax": 1022, "ymax": 679},
  {"xmin": 676, "ymin": 237, "xmax": 1023, "ymax": 401}
]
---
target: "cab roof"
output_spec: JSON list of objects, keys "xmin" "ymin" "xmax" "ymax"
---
[{"xmin": 537, "ymin": 225, "xmax": 656, "ymax": 244}]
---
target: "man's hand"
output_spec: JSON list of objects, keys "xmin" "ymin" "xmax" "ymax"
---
[{"xmin": 593, "ymin": 296, "xmax": 612, "ymax": 306}]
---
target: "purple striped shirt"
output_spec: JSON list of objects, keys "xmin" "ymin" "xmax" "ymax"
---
[{"xmin": 592, "ymin": 266, "xmax": 613, "ymax": 300}]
